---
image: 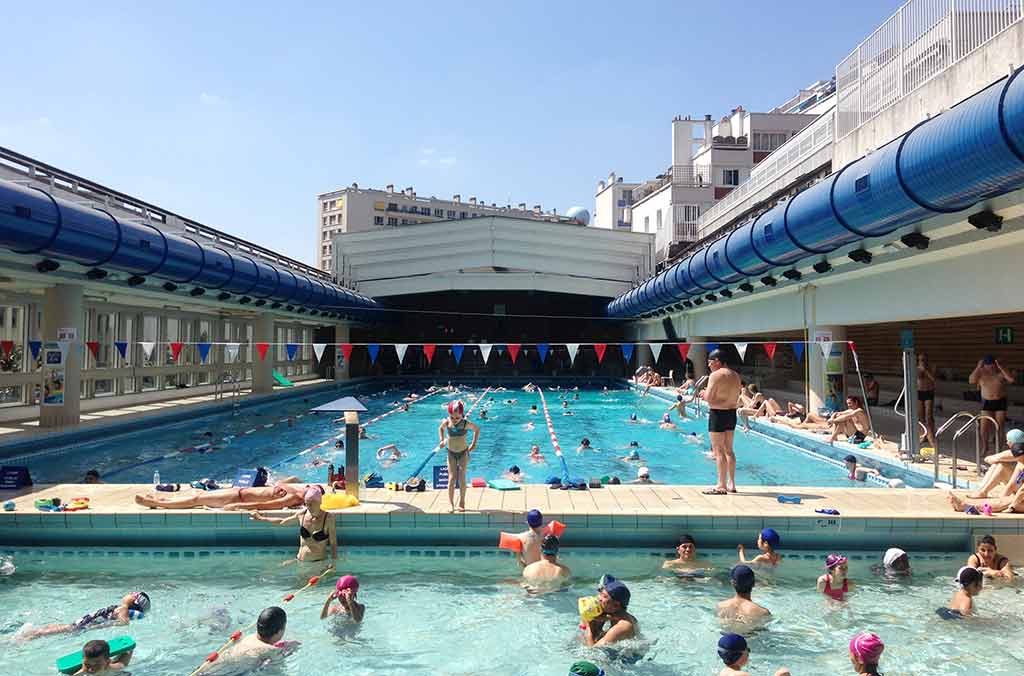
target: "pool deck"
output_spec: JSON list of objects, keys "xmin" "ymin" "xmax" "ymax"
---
[{"xmin": 3, "ymin": 482, "xmax": 1022, "ymax": 553}]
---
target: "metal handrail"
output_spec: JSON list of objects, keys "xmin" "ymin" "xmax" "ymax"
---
[
  {"xmin": 948, "ymin": 414, "xmax": 999, "ymax": 488},
  {"xmin": 690, "ymin": 375, "xmax": 710, "ymax": 415},
  {"xmin": 936, "ymin": 410, "xmax": 978, "ymax": 437},
  {"xmin": 893, "ymin": 386, "xmax": 930, "ymax": 436}
]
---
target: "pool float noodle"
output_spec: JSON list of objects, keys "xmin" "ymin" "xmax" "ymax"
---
[
  {"xmin": 407, "ymin": 386, "xmax": 491, "ymax": 480},
  {"xmin": 189, "ymin": 566, "xmax": 332, "ymax": 676}
]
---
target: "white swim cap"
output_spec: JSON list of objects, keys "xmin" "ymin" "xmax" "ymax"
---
[{"xmin": 883, "ymin": 548, "xmax": 906, "ymax": 567}]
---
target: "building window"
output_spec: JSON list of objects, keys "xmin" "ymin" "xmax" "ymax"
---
[
  {"xmin": 322, "ymin": 216, "xmax": 328, "ymax": 226},
  {"xmin": 622, "ymin": 189, "xmax": 632, "ymax": 203},
  {"xmin": 753, "ymin": 132, "xmax": 790, "ymax": 152},
  {"xmin": 722, "ymin": 169, "xmax": 740, "ymax": 186},
  {"xmin": 644, "ymin": 215, "xmax": 650, "ymax": 232},
  {"xmin": 656, "ymin": 209, "xmax": 663, "ymax": 231},
  {"xmin": 387, "ymin": 202, "xmax": 398, "ymax": 211},
  {"xmin": 447, "ymin": 210, "xmax": 456, "ymax": 219},
  {"xmin": 434, "ymin": 208, "xmax": 444, "ymax": 217},
  {"xmin": 387, "ymin": 217, "xmax": 398, "ymax": 226},
  {"xmin": 322, "ymin": 245, "xmax": 329, "ymax": 256},
  {"xmin": 471, "ymin": 213, "xmax": 478, "ymax": 218},
  {"xmin": 322, "ymin": 232, "xmax": 329, "ymax": 242},
  {"xmin": 322, "ymin": 201, "xmax": 329, "ymax": 211},
  {"xmin": 374, "ymin": 216, "xmax": 384, "ymax": 225},
  {"xmin": 460, "ymin": 211, "xmax": 467, "ymax": 219},
  {"xmin": 421, "ymin": 206, "xmax": 431, "ymax": 215}
]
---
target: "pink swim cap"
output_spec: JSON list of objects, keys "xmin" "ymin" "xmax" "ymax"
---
[
  {"xmin": 336, "ymin": 575, "xmax": 359, "ymax": 593},
  {"xmin": 849, "ymin": 632, "xmax": 884, "ymax": 664},
  {"xmin": 304, "ymin": 487, "xmax": 322, "ymax": 502},
  {"xmin": 448, "ymin": 400, "xmax": 464, "ymax": 416}
]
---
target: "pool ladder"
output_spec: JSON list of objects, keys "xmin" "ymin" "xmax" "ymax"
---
[
  {"xmin": 933, "ymin": 411, "xmax": 998, "ymax": 488},
  {"xmin": 690, "ymin": 375, "xmax": 710, "ymax": 416},
  {"xmin": 215, "ymin": 370, "xmax": 242, "ymax": 407}
]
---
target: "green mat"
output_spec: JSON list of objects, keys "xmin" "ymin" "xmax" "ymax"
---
[{"xmin": 272, "ymin": 370, "xmax": 295, "ymax": 387}]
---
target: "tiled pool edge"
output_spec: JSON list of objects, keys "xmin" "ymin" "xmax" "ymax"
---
[{"xmin": 632, "ymin": 382, "xmax": 962, "ymax": 489}]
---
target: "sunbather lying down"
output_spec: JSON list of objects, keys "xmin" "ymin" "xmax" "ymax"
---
[
  {"xmin": 947, "ymin": 488, "xmax": 1024, "ymax": 514},
  {"xmin": 134, "ymin": 477, "xmax": 314, "ymax": 511}
]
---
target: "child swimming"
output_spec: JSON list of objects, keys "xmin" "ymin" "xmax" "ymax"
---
[
  {"xmin": 816, "ymin": 554, "xmax": 852, "ymax": 600},
  {"xmin": 938, "ymin": 566, "xmax": 983, "ymax": 618},
  {"xmin": 738, "ymin": 529, "xmax": 782, "ymax": 567}
]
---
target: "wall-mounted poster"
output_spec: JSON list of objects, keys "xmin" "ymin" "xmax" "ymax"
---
[{"xmin": 42, "ymin": 347, "xmax": 65, "ymax": 406}]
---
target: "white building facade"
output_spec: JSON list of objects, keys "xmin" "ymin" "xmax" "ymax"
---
[{"xmin": 592, "ymin": 173, "xmax": 639, "ymax": 230}]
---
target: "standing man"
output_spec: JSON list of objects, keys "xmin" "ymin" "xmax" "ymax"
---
[
  {"xmin": 916, "ymin": 354, "xmax": 937, "ymax": 451},
  {"xmin": 970, "ymin": 356, "xmax": 1015, "ymax": 454},
  {"xmin": 703, "ymin": 349, "xmax": 742, "ymax": 495}
]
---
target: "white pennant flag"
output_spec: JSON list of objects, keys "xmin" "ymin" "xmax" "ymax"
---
[
  {"xmin": 225, "ymin": 342, "xmax": 240, "ymax": 364},
  {"xmin": 819, "ymin": 341, "xmax": 833, "ymax": 359},
  {"xmin": 395, "ymin": 344, "xmax": 408, "ymax": 363},
  {"xmin": 479, "ymin": 343, "xmax": 492, "ymax": 363},
  {"xmin": 58, "ymin": 340, "xmax": 71, "ymax": 363},
  {"xmin": 140, "ymin": 341, "xmax": 156, "ymax": 360},
  {"xmin": 566, "ymin": 343, "xmax": 580, "ymax": 365},
  {"xmin": 649, "ymin": 343, "xmax": 663, "ymax": 362},
  {"xmin": 734, "ymin": 342, "xmax": 748, "ymax": 362},
  {"xmin": 312, "ymin": 343, "xmax": 327, "ymax": 362}
]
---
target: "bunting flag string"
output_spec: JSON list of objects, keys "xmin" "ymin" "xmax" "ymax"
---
[
  {"xmin": 793, "ymin": 342, "xmax": 805, "ymax": 363},
  {"xmin": 170, "ymin": 342, "xmax": 184, "ymax": 362},
  {"xmin": 255, "ymin": 343, "xmax": 270, "ymax": 361},
  {"xmin": 566, "ymin": 343, "xmax": 579, "ymax": 365},
  {"xmin": 536, "ymin": 343, "xmax": 549, "ymax": 363},
  {"xmin": 113, "ymin": 341, "xmax": 128, "ymax": 361},
  {"xmin": 313, "ymin": 343, "xmax": 327, "ymax": 363},
  {"xmin": 734, "ymin": 342, "xmax": 748, "ymax": 362},
  {"xmin": 58, "ymin": 341, "xmax": 71, "ymax": 363},
  {"xmin": 140, "ymin": 342, "xmax": 156, "ymax": 360},
  {"xmin": 339, "ymin": 344, "xmax": 354, "ymax": 363},
  {"xmin": 706, "ymin": 342, "xmax": 719, "ymax": 354},
  {"xmin": 452, "ymin": 345, "xmax": 464, "ymax": 364},
  {"xmin": 764, "ymin": 342, "xmax": 777, "ymax": 361},
  {"xmin": 594, "ymin": 343, "xmax": 607, "ymax": 364},
  {"xmin": 286, "ymin": 344, "xmax": 299, "ymax": 362},
  {"xmin": 621, "ymin": 344, "xmax": 634, "ymax": 363},
  {"xmin": 225, "ymin": 343, "xmax": 240, "ymax": 364},
  {"xmin": 479, "ymin": 343, "xmax": 492, "ymax": 363},
  {"xmin": 818, "ymin": 341, "xmax": 833, "ymax": 359},
  {"xmin": 847, "ymin": 340, "xmax": 857, "ymax": 354},
  {"xmin": 197, "ymin": 342, "xmax": 212, "ymax": 364},
  {"xmin": 676, "ymin": 342, "xmax": 691, "ymax": 363},
  {"xmin": 368, "ymin": 344, "xmax": 380, "ymax": 364},
  {"xmin": 29, "ymin": 340, "xmax": 42, "ymax": 361},
  {"xmin": 423, "ymin": 344, "xmax": 436, "ymax": 365},
  {"xmin": 649, "ymin": 343, "xmax": 663, "ymax": 362},
  {"xmin": 395, "ymin": 344, "xmax": 408, "ymax": 363},
  {"xmin": 507, "ymin": 344, "xmax": 521, "ymax": 364},
  {"xmin": 1, "ymin": 340, "xmax": 15, "ymax": 358},
  {"xmin": 86, "ymin": 342, "xmax": 101, "ymax": 360}
]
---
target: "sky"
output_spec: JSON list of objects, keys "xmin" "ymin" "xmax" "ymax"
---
[{"xmin": 0, "ymin": 0, "xmax": 901, "ymax": 266}]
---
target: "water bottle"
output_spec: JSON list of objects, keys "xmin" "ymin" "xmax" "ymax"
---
[{"xmin": 153, "ymin": 470, "xmax": 160, "ymax": 487}]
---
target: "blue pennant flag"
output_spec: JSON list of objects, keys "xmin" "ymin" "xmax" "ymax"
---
[
  {"xmin": 368, "ymin": 344, "xmax": 380, "ymax": 364},
  {"xmin": 537, "ymin": 343, "xmax": 549, "ymax": 362},
  {"xmin": 793, "ymin": 342, "xmax": 805, "ymax": 362},
  {"xmin": 285, "ymin": 343, "xmax": 298, "ymax": 361},
  {"xmin": 452, "ymin": 345, "xmax": 464, "ymax": 364},
  {"xmin": 621, "ymin": 343, "xmax": 634, "ymax": 363},
  {"xmin": 197, "ymin": 342, "xmax": 212, "ymax": 363},
  {"xmin": 706, "ymin": 342, "xmax": 719, "ymax": 354},
  {"xmin": 29, "ymin": 340, "xmax": 43, "ymax": 361}
]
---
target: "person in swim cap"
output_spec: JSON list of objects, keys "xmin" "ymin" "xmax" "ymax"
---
[
  {"xmin": 523, "ymin": 535, "xmax": 571, "ymax": 585},
  {"xmin": 659, "ymin": 413, "xmax": 678, "ymax": 430},
  {"xmin": 939, "ymin": 566, "xmax": 983, "ymax": 618},
  {"xmin": 438, "ymin": 399, "xmax": 480, "ymax": 513},
  {"xmin": 515, "ymin": 509, "xmax": 546, "ymax": 568},
  {"xmin": 848, "ymin": 632, "xmax": 885, "ymax": 675},
  {"xmin": 718, "ymin": 565, "xmax": 770, "ymax": 625},
  {"xmin": 718, "ymin": 634, "xmax": 789, "ymax": 676},
  {"xmin": 621, "ymin": 446, "xmax": 641, "ymax": 463},
  {"xmin": 503, "ymin": 465, "xmax": 524, "ymax": 483},
  {"xmin": 529, "ymin": 444, "xmax": 545, "ymax": 463},
  {"xmin": 320, "ymin": 575, "xmax": 364, "ymax": 623},
  {"xmin": 738, "ymin": 528, "xmax": 781, "ymax": 566},
  {"xmin": 879, "ymin": 547, "xmax": 911, "ymax": 575},
  {"xmin": 17, "ymin": 591, "xmax": 151, "ymax": 641},
  {"xmin": 583, "ymin": 575, "xmax": 637, "ymax": 647},
  {"xmin": 843, "ymin": 455, "xmax": 880, "ymax": 482},
  {"xmin": 577, "ymin": 438, "xmax": 592, "ymax": 454},
  {"xmin": 964, "ymin": 428, "xmax": 1024, "ymax": 499},
  {"xmin": 568, "ymin": 661, "xmax": 604, "ymax": 676},
  {"xmin": 817, "ymin": 554, "xmax": 852, "ymax": 601},
  {"xmin": 629, "ymin": 412, "xmax": 639, "ymax": 423}
]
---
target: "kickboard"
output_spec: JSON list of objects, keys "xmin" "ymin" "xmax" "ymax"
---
[
  {"xmin": 487, "ymin": 479, "xmax": 521, "ymax": 491},
  {"xmin": 57, "ymin": 636, "xmax": 136, "ymax": 674},
  {"xmin": 272, "ymin": 370, "xmax": 295, "ymax": 387}
]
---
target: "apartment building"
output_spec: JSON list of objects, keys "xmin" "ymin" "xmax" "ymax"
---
[{"xmin": 316, "ymin": 185, "xmax": 552, "ymax": 271}]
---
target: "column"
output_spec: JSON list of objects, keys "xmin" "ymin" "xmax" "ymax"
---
[
  {"xmin": 688, "ymin": 338, "xmax": 708, "ymax": 380},
  {"xmin": 252, "ymin": 313, "xmax": 274, "ymax": 394},
  {"xmin": 334, "ymin": 323, "xmax": 350, "ymax": 381},
  {"xmin": 807, "ymin": 325, "xmax": 847, "ymax": 413},
  {"xmin": 40, "ymin": 284, "xmax": 83, "ymax": 428}
]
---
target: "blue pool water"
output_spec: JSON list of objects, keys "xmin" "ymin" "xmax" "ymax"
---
[
  {"xmin": 0, "ymin": 547, "xmax": 1018, "ymax": 675},
  {"xmin": 10, "ymin": 384, "xmax": 926, "ymax": 487}
]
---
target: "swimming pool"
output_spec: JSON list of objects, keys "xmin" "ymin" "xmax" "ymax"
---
[
  {"xmin": 0, "ymin": 546, "xmax": 1016, "ymax": 675},
  {"xmin": 7, "ymin": 383, "xmax": 929, "ymax": 488}
]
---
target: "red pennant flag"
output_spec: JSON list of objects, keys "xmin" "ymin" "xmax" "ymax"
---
[
  {"xmin": 764, "ymin": 342, "xmax": 777, "ymax": 361},
  {"xmin": 847, "ymin": 340, "xmax": 857, "ymax": 353},
  {"xmin": 677, "ymin": 343, "xmax": 691, "ymax": 362},
  {"xmin": 340, "ymin": 344, "xmax": 354, "ymax": 362},
  {"xmin": 256, "ymin": 343, "xmax": 270, "ymax": 361},
  {"xmin": 423, "ymin": 344, "xmax": 436, "ymax": 364},
  {"xmin": 85, "ymin": 341, "xmax": 100, "ymax": 359},
  {"xmin": 507, "ymin": 344, "xmax": 521, "ymax": 364},
  {"xmin": 170, "ymin": 342, "xmax": 184, "ymax": 361},
  {"xmin": 0, "ymin": 340, "xmax": 14, "ymax": 357},
  {"xmin": 594, "ymin": 343, "xmax": 607, "ymax": 363}
]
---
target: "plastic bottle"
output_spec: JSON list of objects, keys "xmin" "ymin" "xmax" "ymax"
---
[{"xmin": 153, "ymin": 470, "xmax": 160, "ymax": 487}]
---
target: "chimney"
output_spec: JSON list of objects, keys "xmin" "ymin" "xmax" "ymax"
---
[
  {"xmin": 518, "ymin": 202, "xmax": 527, "ymax": 210},
  {"xmin": 469, "ymin": 197, "xmax": 477, "ymax": 205},
  {"xmin": 453, "ymin": 194, "xmax": 461, "ymax": 203},
  {"xmin": 404, "ymin": 186, "xmax": 414, "ymax": 196},
  {"xmin": 351, "ymin": 182, "xmax": 358, "ymax": 189},
  {"xmin": 703, "ymin": 114, "xmax": 713, "ymax": 149},
  {"xmin": 533, "ymin": 204, "xmax": 542, "ymax": 213},
  {"xmin": 386, "ymin": 184, "xmax": 394, "ymax": 193}
]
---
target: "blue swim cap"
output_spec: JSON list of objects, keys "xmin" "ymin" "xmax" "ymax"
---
[
  {"xmin": 717, "ymin": 633, "xmax": 748, "ymax": 664},
  {"xmin": 628, "ymin": 449, "xmax": 640, "ymax": 459},
  {"xmin": 526, "ymin": 509, "xmax": 543, "ymax": 528},
  {"xmin": 760, "ymin": 528, "xmax": 780, "ymax": 549},
  {"xmin": 730, "ymin": 565, "xmax": 756, "ymax": 592}
]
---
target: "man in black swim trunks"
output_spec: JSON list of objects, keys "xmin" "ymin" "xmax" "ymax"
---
[
  {"xmin": 970, "ymin": 356, "xmax": 1015, "ymax": 454},
  {"xmin": 703, "ymin": 349, "xmax": 742, "ymax": 494}
]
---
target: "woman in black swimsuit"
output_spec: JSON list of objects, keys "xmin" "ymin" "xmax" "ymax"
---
[
  {"xmin": 916, "ymin": 353, "xmax": 938, "ymax": 450},
  {"xmin": 967, "ymin": 534, "xmax": 1014, "ymax": 579},
  {"xmin": 250, "ymin": 486, "xmax": 336, "ymax": 563}
]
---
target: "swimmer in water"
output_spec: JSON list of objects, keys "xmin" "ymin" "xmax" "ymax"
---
[
  {"xmin": 529, "ymin": 404, "xmax": 538, "ymax": 414},
  {"xmin": 666, "ymin": 395, "xmax": 688, "ymax": 420},
  {"xmin": 17, "ymin": 592, "xmax": 151, "ymax": 641},
  {"xmin": 628, "ymin": 413, "xmax": 640, "ymax": 424},
  {"xmin": 504, "ymin": 465, "xmax": 524, "ymax": 482},
  {"xmin": 377, "ymin": 444, "xmax": 403, "ymax": 468},
  {"xmin": 659, "ymin": 413, "xmax": 677, "ymax": 430},
  {"xmin": 738, "ymin": 529, "xmax": 782, "ymax": 567},
  {"xmin": 75, "ymin": 639, "xmax": 134, "ymax": 674},
  {"xmin": 716, "ymin": 633, "xmax": 792, "ymax": 676},
  {"xmin": 214, "ymin": 607, "xmax": 296, "ymax": 671},
  {"xmin": 583, "ymin": 576, "xmax": 637, "ymax": 647},
  {"xmin": 524, "ymin": 421, "xmax": 535, "ymax": 431},
  {"xmin": 335, "ymin": 439, "xmax": 344, "ymax": 449},
  {"xmin": 816, "ymin": 554, "xmax": 853, "ymax": 601},
  {"xmin": 320, "ymin": 575, "xmax": 364, "ymax": 623},
  {"xmin": 843, "ymin": 455, "xmax": 880, "ymax": 482},
  {"xmin": 717, "ymin": 566, "xmax": 771, "ymax": 626},
  {"xmin": 939, "ymin": 566, "xmax": 983, "ymax": 618},
  {"xmin": 529, "ymin": 445, "xmax": 546, "ymax": 463},
  {"xmin": 577, "ymin": 438, "xmax": 592, "ymax": 454},
  {"xmin": 662, "ymin": 534, "xmax": 710, "ymax": 572},
  {"xmin": 478, "ymin": 409, "xmax": 488, "ymax": 420},
  {"xmin": 562, "ymin": 400, "xmax": 569, "ymax": 408},
  {"xmin": 684, "ymin": 432, "xmax": 705, "ymax": 445},
  {"xmin": 620, "ymin": 448, "xmax": 642, "ymax": 463}
]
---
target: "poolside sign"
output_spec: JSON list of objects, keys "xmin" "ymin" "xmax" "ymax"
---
[
  {"xmin": 432, "ymin": 465, "xmax": 449, "ymax": 489},
  {"xmin": 0, "ymin": 466, "xmax": 32, "ymax": 489}
]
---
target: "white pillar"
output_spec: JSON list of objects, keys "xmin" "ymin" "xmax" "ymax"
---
[
  {"xmin": 40, "ymin": 284, "xmax": 83, "ymax": 428},
  {"xmin": 807, "ymin": 324, "xmax": 847, "ymax": 413},
  {"xmin": 334, "ymin": 323, "xmax": 350, "ymax": 381},
  {"xmin": 253, "ymin": 313, "xmax": 274, "ymax": 394}
]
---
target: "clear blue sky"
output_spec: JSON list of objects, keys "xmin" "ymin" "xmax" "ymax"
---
[{"xmin": 0, "ymin": 0, "xmax": 900, "ymax": 266}]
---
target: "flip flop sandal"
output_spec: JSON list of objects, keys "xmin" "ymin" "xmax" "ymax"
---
[{"xmin": 702, "ymin": 488, "xmax": 727, "ymax": 495}]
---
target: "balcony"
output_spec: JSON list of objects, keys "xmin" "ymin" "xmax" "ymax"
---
[{"xmin": 632, "ymin": 166, "xmax": 713, "ymax": 204}]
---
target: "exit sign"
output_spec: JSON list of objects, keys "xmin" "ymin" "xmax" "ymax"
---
[{"xmin": 996, "ymin": 327, "xmax": 1014, "ymax": 345}]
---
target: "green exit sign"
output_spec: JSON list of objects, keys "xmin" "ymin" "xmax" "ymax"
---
[{"xmin": 996, "ymin": 327, "xmax": 1014, "ymax": 345}]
